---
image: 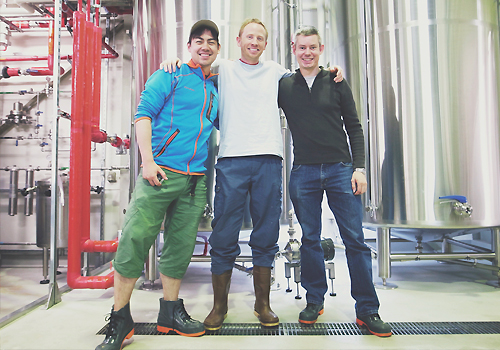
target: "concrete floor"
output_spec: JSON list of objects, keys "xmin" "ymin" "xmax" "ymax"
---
[{"xmin": 1, "ymin": 227, "xmax": 500, "ymax": 350}]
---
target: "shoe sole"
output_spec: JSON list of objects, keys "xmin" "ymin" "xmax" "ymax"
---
[
  {"xmin": 118, "ymin": 329, "xmax": 134, "ymax": 350},
  {"xmin": 298, "ymin": 309, "xmax": 324, "ymax": 324},
  {"xmin": 355, "ymin": 318, "xmax": 392, "ymax": 337},
  {"xmin": 204, "ymin": 324, "xmax": 222, "ymax": 331},
  {"xmin": 157, "ymin": 325, "xmax": 205, "ymax": 337},
  {"xmin": 253, "ymin": 311, "xmax": 279, "ymax": 327},
  {"xmin": 204, "ymin": 313, "xmax": 227, "ymax": 331}
]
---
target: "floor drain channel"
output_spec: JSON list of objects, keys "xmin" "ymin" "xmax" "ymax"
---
[{"xmin": 97, "ymin": 321, "xmax": 500, "ymax": 336}]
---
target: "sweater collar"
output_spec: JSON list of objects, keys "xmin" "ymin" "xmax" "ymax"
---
[
  {"xmin": 187, "ymin": 59, "xmax": 217, "ymax": 79},
  {"xmin": 295, "ymin": 66, "xmax": 327, "ymax": 83}
]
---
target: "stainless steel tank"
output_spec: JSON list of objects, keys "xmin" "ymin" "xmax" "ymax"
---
[
  {"xmin": 311, "ymin": 0, "xmax": 500, "ymax": 242},
  {"xmin": 321, "ymin": 0, "xmax": 500, "ymax": 286},
  {"xmin": 361, "ymin": 0, "xmax": 500, "ymax": 230}
]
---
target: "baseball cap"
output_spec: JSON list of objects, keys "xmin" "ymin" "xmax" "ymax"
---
[{"xmin": 189, "ymin": 19, "xmax": 219, "ymax": 43}]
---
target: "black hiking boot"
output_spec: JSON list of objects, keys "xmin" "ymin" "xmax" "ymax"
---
[
  {"xmin": 157, "ymin": 298, "xmax": 205, "ymax": 337},
  {"xmin": 95, "ymin": 303, "xmax": 134, "ymax": 350},
  {"xmin": 356, "ymin": 313, "xmax": 392, "ymax": 337},
  {"xmin": 298, "ymin": 303, "xmax": 324, "ymax": 324}
]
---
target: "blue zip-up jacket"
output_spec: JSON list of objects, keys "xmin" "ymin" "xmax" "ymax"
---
[{"xmin": 135, "ymin": 60, "xmax": 218, "ymax": 175}]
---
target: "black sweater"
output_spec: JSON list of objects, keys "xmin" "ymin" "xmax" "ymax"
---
[{"xmin": 278, "ymin": 68, "xmax": 365, "ymax": 169}]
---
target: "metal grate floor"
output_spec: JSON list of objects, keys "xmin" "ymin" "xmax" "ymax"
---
[{"xmin": 97, "ymin": 321, "xmax": 500, "ymax": 336}]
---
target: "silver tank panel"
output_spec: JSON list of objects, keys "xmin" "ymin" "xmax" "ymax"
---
[
  {"xmin": 359, "ymin": 0, "xmax": 500, "ymax": 229},
  {"xmin": 304, "ymin": 0, "xmax": 500, "ymax": 247}
]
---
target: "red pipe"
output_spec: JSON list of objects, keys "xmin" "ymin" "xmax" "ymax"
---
[
  {"xmin": 101, "ymin": 40, "xmax": 119, "ymax": 58},
  {"xmin": 67, "ymin": 10, "xmax": 86, "ymax": 289},
  {"xmin": 0, "ymin": 55, "xmax": 71, "ymax": 62},
  {"xmin": 67, "ymin": 11, "xmax": 117, "ymax": 290},
  {"xmin": 86, "ymin": 0, "xmax": 91, "ymax": 22},
  {"xmin": 81, "ymin": 19, "xmax": 92, "ymax": 248},
  {"xmin": 25, "ymin": 67, "xmax": 64, "ymax": 75},
  {"xmin": 91, "ymin": 24, "xmax": 105, "ymax": 143},
  {"xmin": 123, "ymin": 138, "xmax": 130, "ymax": 149},
  {"xmin": 47, "ymin": 18, "xmax": 54, "ymax": 72},
  {"xmin": 70, "ymin": 274, "xmax": 114, "ymax": 289},
  {"xmin": 95, "ymin": 0, "xmax": 101, "ymax": 26},
  {"xmin": 10, "ymin": 21, "xmax": 51, "ymax": 29},
  {"xmin": 1, "ymin": 1, "xmax": 118, "ymax": 65},
  {"xmin": 1, "ymin": 16, "xmax": 65, "ymax": 76},
  {"xmin": 82, "ymin": 238, "xmax": 119, "ymax": 253}
]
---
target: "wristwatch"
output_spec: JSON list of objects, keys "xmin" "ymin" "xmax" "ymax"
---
[{"xmin": 354, "ymin": 168, "xmax": 366, "ymax": 175}]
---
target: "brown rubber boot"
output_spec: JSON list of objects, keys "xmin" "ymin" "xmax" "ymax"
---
[
  {"xmin": 252, "ymin": 265, "xmax": 279, "ymax": 327},
  {"xmin": 204, "ymin": 270, "xmax": 232, "ymax": 330}
]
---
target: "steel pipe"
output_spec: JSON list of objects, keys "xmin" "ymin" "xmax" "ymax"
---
[
  {"xmin": 376, "ymin": 227, "xmax": 391, "ymax": 280},
  {"xmin": 24, "ymin": 167, "xmax": 34, "ymax": 216},
  {"xmin": 390, "ymin": 253, "xmax": 495, "ymax": 261},
  {"xmin": 8, "ymin": 166, "xmax": 19, "ymax": 216}
]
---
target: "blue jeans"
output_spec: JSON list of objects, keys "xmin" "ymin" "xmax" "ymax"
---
[
  {"xmin": 210, "ymin": 156, "xmax": 282, "ymax": 275},
  {"xmin": 289, "ymin": 162, "xmax": 379, "ymax": 317}
]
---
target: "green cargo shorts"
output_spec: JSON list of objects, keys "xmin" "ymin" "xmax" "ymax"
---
[{"xmin": 114, "ymin": 170, "xmax": 207, "ymax": 279}]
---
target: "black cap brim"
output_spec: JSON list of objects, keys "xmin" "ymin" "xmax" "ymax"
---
[{"xmin": 190, "ymin": 20, "xmax": 219, "ymax": 43}]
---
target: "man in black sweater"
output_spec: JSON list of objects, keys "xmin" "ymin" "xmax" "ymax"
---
[{"xmin": 278, "ymin": 26, "xmax": 392, "ymax": 337}]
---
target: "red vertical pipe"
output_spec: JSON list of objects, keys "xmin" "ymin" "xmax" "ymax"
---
[
  {"xmin": 95, "ymin": 0, "xmax": 101, "ymax": 26},
  {"xmin": 91, "ymin": 25, "xmax": 106, "ymax": 142},
  {"xmin": 80, "ymin": 20, "xmax": 94, "ymax": 248},
  {"xmin": 67, "ymin": 11, "xmax": 86, "ymax": 288},
  {"xmin": 86, "ymin": 0, "xmax": 91, "ymax": 22},
  {"xmin": 47, "ymin": 17, "xmax": 54, "ymax": 73},
  {"xmin": 67, "ymin": 10, "xmax": 117, "ymax": 290},
  {"xmin": 90, "ymin": 0, "xmax": 108, "ymax": 143}
]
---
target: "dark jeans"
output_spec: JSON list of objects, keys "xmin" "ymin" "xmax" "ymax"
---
[
  {"xmin": 209, "ymin": 155, "xmax": 282, "ymax": 275},
  {"xmin": 289, "ymin": 162, "xmax": 379, "ymax": 317}
]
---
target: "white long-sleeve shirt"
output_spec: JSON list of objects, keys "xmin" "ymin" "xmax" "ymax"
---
[{"xmin": 217, "ymin": 59, "xmax": 288, "ymax": 158}]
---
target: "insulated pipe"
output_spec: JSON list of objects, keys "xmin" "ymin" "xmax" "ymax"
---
[
  {"xmin": 67, "ymin": 10, "xmax": 86, "ymax": 289},
  {"xmin": 67, "ymin": 10, "xmax": 116, "ymax": 290},
  {"xmin": 24, "ymin": 166, "xmax": 34, "ymax": 216},
  {"xmin": 376, "ymin": 227, "xmax": 391, "ymax": 280},
  {"xmin": 47, "ymin": 17, "xmax": 54, "ymax": 72},
  {"xmin": 95, "ymin": 0, "xmax": 101, "ymax": 25},
  {"xmin": 91, "ymin": 24, "xmax": 106, "ymax": 143},
  {"xmin": 86, "ymin": 0, "xmax": 92, "ymax": 22},
  {"xmin": 0, "ymin": 55, "xmax": 72, "ymax": 62},
  {"xmin": 82, "ymin": 238, "xmax": 118, "ymax": 252},
  {"xmin": 8, "ymin": 166, "xmax": 19, "ymax": 216}
]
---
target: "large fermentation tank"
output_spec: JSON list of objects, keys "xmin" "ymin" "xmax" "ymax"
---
[
  {"xmin": 364, "ymin": 0, "xmax": 500, "ymax": 230},
  {"xmin": 322, "ymin": 0, "xmax": 500, "ymax": 286},
  {"xmin": 328, "ymin": 0, "xmax": 500, "ymax": 232}
]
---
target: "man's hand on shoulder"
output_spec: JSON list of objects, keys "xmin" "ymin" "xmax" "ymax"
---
[
  {"xmin": 329, "ymin": 65, "xmax": 344, "ymax": 83},
  {"xmin": 160, "ymin": 58, "xmax": 182, "ymax": 73}
]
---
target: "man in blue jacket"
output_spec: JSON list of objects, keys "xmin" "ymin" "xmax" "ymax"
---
[
  {"xmin": 278, "ymin": 26, "xmax": 392, "ymax": 337},
  {"xmin": 96, "ymin": 20, "xmax": 220, "ymax": 350}
]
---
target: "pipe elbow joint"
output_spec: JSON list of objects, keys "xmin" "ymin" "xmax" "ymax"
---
[{"xmin": 91, "ymin": 129, "xmax": 107, "ymax": 143}]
